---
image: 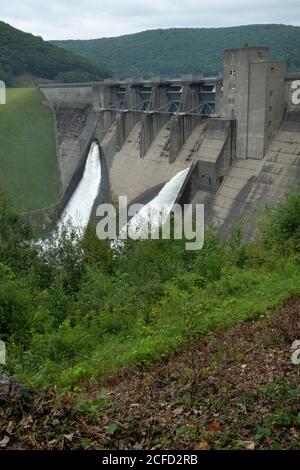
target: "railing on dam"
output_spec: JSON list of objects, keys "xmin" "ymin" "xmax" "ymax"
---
[{"xmin": 93, "ymin": 78, "xmax": 218, "ymax": 118}]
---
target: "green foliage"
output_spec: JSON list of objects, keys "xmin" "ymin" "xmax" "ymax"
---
[
  {"xmin": 0, "ymin": 20, "xmax": 110, "ymax": 85},
  {"xmin": 75, "ymin": 390, "xmax": 108, "ymax": 417},
  {"xmin": 55, "ymin": 70, "xmax": 104, "ymax": 83},
  {"xmin": 193, "ymin": 230, "xmax": 225, "ymax": 281},
  {"xmin": 287, "ymin": 48, "xmax": 300, "ymax": 72},
  {"xmin": 254, "ymin": 380, "xmax": 300, "ymax": 445},
  {"xmin": 39, "ymin": 224, "xmax": 84, "ymax": 294},
  {"xmin": 80, "ymin": 227, "xmax": 113, "ymax": 273},
  {"xmin": 53, "ymin": 24, "xmax": 300, "ymax": 79},
  {"xmin": 0, "ymin": 189, "xmax": 299, "ymax": 389},
  {"xmin": 0, "ymin": 263, "xmax": 32, "ymax": 344},
  {"xmin": 0, "ymin": 187, "xmax": 40, "ymax": 274},
  {"xmin": 260, "ymin": 191, "xmax": 300, "ymax": 251}
]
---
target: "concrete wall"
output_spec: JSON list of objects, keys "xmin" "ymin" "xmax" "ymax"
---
[
  {"xmin": 180, "ymin": 84, "xmax": 202, "ymax": 137},
  {"xmin": 92, "ymin": 83, "xmax": 118, "ymax": 139},
  {"xmin": 207, "ymin": 113, "xmax": 300, "ymax": 238},
  {"xmin": 53, "ymin": 105, "xmax": 98, "ymax": 192},
  {"xmin": 222, "ymin": 47, "xmax": 286, "ymax": 160},
  {"xmin": 247, "ymin": 61, "xmax": 285, "ymax": 159},
  {"xmin": 140, "ymin": 85, "xmax": 170, "ymax": 158},
  {"xmin": 195, "ymin": 118, "xmax": 235, "ymax": 193},
  {"xmin": 223, "ymin": 47, "xmax": 257, "ymax": 158},
  {"xmin": 169, "ymin": 83, "xmax": 202, "ymax": 163},
  {"xmin": 41, "ymin": 84, "xmax": 93, "ymax": 105},
  {"xmin": 39, "ymin": 85, "xmax": 98, "ymax": 224},
  {"xmin": 116, "ymin": 85, "xmax": 142, "ymax": 150},
  {"xmin": 215, "ymin": 78, "xmax": 223, "ymax": 116},
  {"xmin": 263, "ymin": 62, "xmax": 286, "ymax": 152},
  {"xmin": 169, "ymin": 115, "xmax": 185, "ymax": 163}
]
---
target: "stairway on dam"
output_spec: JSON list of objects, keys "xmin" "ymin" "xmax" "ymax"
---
[{"xmin": 207, "ymin": 115, "xmax": 300, "ymax": 238}]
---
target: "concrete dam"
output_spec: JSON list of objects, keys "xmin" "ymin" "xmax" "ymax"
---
[{"xmin": 40, "ymin": 45, "xmax": 300, "ymax": 237}]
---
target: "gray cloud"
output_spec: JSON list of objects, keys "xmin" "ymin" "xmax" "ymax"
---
[{"xmin": 1, "ymin": 0, "xmax": 299, "ymax": 40}]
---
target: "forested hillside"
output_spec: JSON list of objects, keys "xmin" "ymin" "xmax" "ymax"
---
[
  {"xmin": 0, "ymin": 21, "xmax": 110, "ymax": 85},
  {"xmin": 53, "ymin": 24, "xmax": 300, "ymax": 78}
]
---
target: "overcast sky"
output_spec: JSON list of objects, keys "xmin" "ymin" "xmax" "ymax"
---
[{"xmin": 1, "ymin": 0, "xmax": 300, "ymax": 40}]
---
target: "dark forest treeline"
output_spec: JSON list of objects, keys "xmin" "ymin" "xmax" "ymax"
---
[
  {"xmin": 54, "ymin": 24, "xmax": 300, "ymax": 79},
  {"xmin": 0, "ymin": 21, "xmax": 111, "ymax": 85}
]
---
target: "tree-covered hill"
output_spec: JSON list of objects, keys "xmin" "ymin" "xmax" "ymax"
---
[
  {"xmin": 0, "ymin": 21, "xmax": 111, "ymax": 85},
  {"xmin": 53, "ymin": 24, "xmax": 300, "ymax": 79}
]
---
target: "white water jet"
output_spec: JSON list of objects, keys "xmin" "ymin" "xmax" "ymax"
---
[
  {"xmin": 121, "ymin": 167, "xmax": 189, "ymax": 240},
  {"xmin": 58, "ymin": 141, "xmax": 101, "ymax": 236},
  {"xmin": 37, "ymin": 141, "xmax": 101, "ymax": 251}
]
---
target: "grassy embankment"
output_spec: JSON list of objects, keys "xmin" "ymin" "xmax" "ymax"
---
[
  {"xmin": 0, "ymin": 87, "xmax": 59, "ymax": 212},
  {"xmin": 0, "ymin": 187, "xmax": 299, "ymax": 449},
  {"xmin": 0, "ymin": 189, "xmax": 298, "ymax": 389}
]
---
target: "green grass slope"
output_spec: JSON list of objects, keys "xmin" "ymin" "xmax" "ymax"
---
[
  {"xmin": 3, "ymin": 191, "xmax": 300, "ymax": 389},
  {"xmin": 0, "ymin": 88, "xmax": 59, "ymax": 212},
  {"xmin": 53, "ymin": 24, "xmax": 300, "ymax": 78}
]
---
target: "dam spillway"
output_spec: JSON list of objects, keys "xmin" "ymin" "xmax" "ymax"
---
[
  {"xmin": 125, "ymin": 167, "xmax": 189, "ymax": 239},
  {"xmin": 58, "ymin": 141, "xmax": 101, "ymax": 235},
  {"xmin": 40, "ymin": 45, "xmax": 300, "ymax": 239}
]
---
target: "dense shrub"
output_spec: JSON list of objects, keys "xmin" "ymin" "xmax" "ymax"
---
[
  {"xmin": 0, "ymin": 263, "xmax": 32, "ymax": 344},
  {"xmin": 261, "ymin": 192, "xmax": 300, "ymax": 250}
]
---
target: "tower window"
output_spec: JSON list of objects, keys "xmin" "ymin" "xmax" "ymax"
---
[
  {"xmin": 269, "ymin": 90, "xmax": 273, "ymax": 97},
  {"xmin": 229, "ymin": 69, "xmax": 236, "ymax": 77},
  {"xmin": 269, "ymin": 105, "xmax": 272, "ymax": 112},
  {"xmin": 229, "ymin": 83, "xmax": 236, "ymax": 90}
]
